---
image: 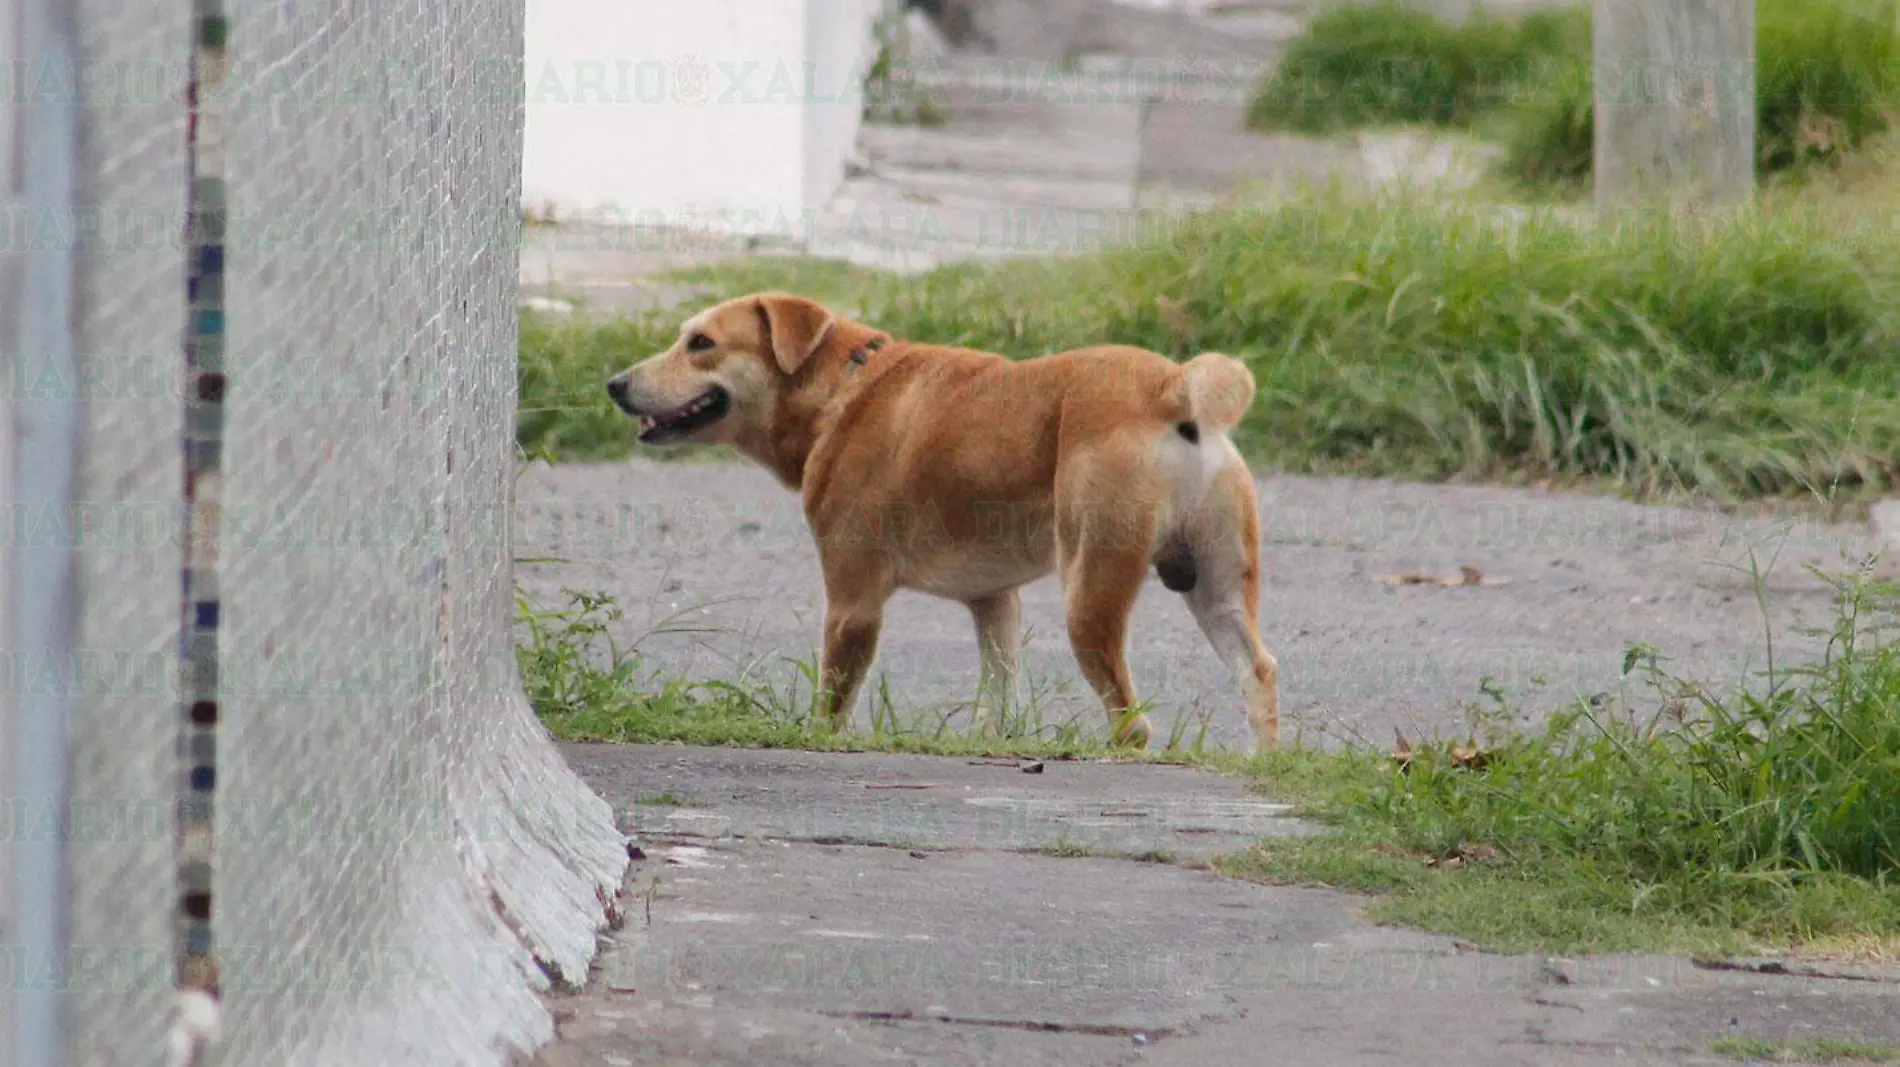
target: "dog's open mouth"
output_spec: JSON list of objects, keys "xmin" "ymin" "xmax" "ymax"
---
[{"xmin": 637, "ymin": 386, "xmax": 730, "ymax": 443}]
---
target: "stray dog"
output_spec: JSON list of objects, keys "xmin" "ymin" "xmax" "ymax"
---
[{"xmin": 606, "ymin": 292, "xmax": 1279, "ymax": 753}]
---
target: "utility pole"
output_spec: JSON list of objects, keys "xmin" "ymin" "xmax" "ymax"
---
[{"xmin": 1593, "ymin": 0, "xmax": 1756, "ymax": 209}]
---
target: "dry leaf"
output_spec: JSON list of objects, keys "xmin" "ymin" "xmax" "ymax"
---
[
  {"xmin": 1427, "ymin": 843, "xmax": 1500, "ymax": 869},
  {"xmin": 1391, "ymin": 731, "xmax": 1492, "ymax": 774},
  {"xmin": 1449, "ymin": 743, "xmax": 1491, "ymax": 770},
  {"xmin": 1378, "ymin": 567, "xmax": 1506, "ymax": 588}
]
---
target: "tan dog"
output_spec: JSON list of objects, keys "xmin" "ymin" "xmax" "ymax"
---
[{"xmin": 606, "ymin": 292, "xmax": 1280, "ymax": 753}]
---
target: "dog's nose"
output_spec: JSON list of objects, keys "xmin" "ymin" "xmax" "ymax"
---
[{"xmin": 606, "ymin": 375, "xmax": 629, "ymax": 404}]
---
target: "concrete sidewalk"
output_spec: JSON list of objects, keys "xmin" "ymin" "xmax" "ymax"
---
[{"xmin": 530, "ymin": 744, "xmax": 1900, "ymax": 1066}]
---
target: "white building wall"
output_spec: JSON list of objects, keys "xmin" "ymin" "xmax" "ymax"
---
[
  {"xmin": 523, "ymin": 0, "xmax": 887, "ymax": 237},
  {"xmin": 804, "ymin": 0, "xmax": 888, "ymax": 231}
]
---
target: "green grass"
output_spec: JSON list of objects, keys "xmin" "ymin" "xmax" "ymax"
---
[
  {"xmin": 1755, "ymin": 0, "xmax": 1900, "ymax": 173},
  {"xmin": 522, "ymin": 189, "xmax": 1900, "ymax": 507},
  {"xmin": 664, "ymin": 257, "xmax": 883, "ymax": 307},
  {"xmin": 519, "ymin": 312, "xmax": 675, "ymax": 463},
  {"xmin": 1029, "ymin": 837, "xmax": 1100, "ymax": 859},
  {"xmin": 1224, "ymin": 564, "xmax": 1900, "ymax": 958},
  {"xmin": 1711, "ymin": 1037, "xmax": 1900, "ymax": 1063},
  {"xmin": 1246, "ymin": 0, "xmax": 1588, "ymax": 134},
  {"xmin": 1022, "ymin": 837, "xmax": 1181, "ymax": 864}
]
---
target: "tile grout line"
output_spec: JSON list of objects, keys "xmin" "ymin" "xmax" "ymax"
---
[{"xmin": 175, "ymin": 0, "xmax": 229, "ymax": 1033}]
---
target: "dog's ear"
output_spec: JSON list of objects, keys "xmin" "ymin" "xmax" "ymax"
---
[{"xmin": 757, "ymin": 293, "xmax": 836, "ymax": 376}]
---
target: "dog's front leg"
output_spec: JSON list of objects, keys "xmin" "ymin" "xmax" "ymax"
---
[
  {"xmin": 968, "ymin": 589, "xmax": 1022, "ymax": 737},
  {"xmin": 820, "ymin": 599, "xmax": 885, "ymax": 732}
]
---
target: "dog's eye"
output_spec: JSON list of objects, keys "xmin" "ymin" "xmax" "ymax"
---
[{"xmin": 686, "ymin": 333, "xmax": 715, "ymax": 352}]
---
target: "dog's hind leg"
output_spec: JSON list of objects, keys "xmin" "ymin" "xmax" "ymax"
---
[
  {"xmin": 1177, "ymin": 462, "xmax": 1280, "ymax": 753},
  {"xmin": 1057, "ymin": 488, "xmax": 1159, "ymax": 749},
  {"xmin": 967, "ymin": 589, "xmax": 1021, "ymax": 737}
]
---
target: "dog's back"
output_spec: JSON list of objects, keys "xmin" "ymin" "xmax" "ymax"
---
[{"xmin": 803, "ymin": 341, "xmax": 1257, "ymax": 603}]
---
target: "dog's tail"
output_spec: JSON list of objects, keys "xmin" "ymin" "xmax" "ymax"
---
[{"xmin": 1175, "ymin": 352, "xmax": 1256, "ymax": 435}]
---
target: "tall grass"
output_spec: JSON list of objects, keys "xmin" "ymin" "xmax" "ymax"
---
[
  {"xmin": 857, "ymin": 194, "xmax": 1900, "ymax": 502},
  {"xmin": 1245, "ymin": 0, "xmax": 1588, "ymax": 133},
  {"xmin": 1244, "ymin": 0, "xmax": 1900, "ymax": 189},
  {"xmin": 1754, "ymin": 0, "xmax": 1900, "ymax": 171},
  {"xmin": 520, "ymin": 191, "xmax": 1900, "ymax": 503},
  {"xmin": 1502, "ymin": 0, "xmax": 1900, "ymax": 187}
]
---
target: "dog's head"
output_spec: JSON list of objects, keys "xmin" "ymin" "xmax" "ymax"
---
[{"xmin": 605, "ymin": 291, "xmax": 839, "ymax": 448}]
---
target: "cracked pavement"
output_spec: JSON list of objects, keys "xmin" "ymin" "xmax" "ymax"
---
[{"xmin": 529, "ymin": 745, "xmax": 1900, "ymax": 1066}]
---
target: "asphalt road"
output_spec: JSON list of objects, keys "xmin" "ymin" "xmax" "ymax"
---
[{"xmin": 517, "ymin": 457, "xmax": 1886, "ymax": 752}]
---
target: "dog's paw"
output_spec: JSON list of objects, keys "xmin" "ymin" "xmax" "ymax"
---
[
  {"xmin": 1111, "ymin": 713, "xmax": 1154, "ymax": 749},
  {"xmin": 970, "ymin": 704, "xmax": 1001, "ymax": 739}
]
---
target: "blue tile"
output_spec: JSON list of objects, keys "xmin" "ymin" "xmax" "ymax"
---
[
  {"xmin": 195, "ymin": 601, "xmax": 219, "ymax": 629},
  {"xmin": 190, "ymin": 766, "xmax": 215, "ymax": 792}
]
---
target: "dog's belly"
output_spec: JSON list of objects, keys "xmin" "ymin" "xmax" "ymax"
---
[{"xmin": 898, "ymin": 539, "xmax": 1056, "ymax": 601}]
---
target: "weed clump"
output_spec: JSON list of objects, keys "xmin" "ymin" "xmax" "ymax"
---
[
  {"xmin": 1245, "ymin": 0, "xmax": 1587, "ymax": 134},
  {"xmin": 1238, "ymin": 567, "xmax": 1900, "ymax": 954}
]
